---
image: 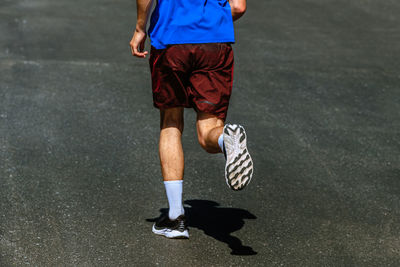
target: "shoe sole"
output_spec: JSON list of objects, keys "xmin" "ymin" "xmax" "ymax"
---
[
  {"xmin": 224, "ymin": 124, "xmax": 253, "ymax": 191},
  {"xmin": 152, "ymin": 224, "xmax": 189, "ymax": 239}
]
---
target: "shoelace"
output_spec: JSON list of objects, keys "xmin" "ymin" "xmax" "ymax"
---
[{"xmin": 177, "ymin": 220, "xmax": 186, "ymax": 232}]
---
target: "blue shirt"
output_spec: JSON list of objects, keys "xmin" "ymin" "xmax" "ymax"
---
[{"xmin": 148, "ymin": 0, "xmax": 235, "ymax": 49}]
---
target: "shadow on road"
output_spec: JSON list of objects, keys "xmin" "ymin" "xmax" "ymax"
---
[{"xmin": 147, "ymin": 199, "xmax": 257, "ymax": 256}]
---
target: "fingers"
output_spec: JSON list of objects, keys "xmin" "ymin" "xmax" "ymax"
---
[
  {"xmin": 131, "ymin": 44, "xmax": 148, "ymax": 58},
  {"xmin": 136, "ymin": 51, "xmax": 149, "ymax": 58},
  {"xmin": 130, "ymin": 42, "xmax": 148, "ymax": 58},
  {"xmin": 139, "ymin": 38, "xmax": 145, "ymax": 53},
  {"xmin": 134, "ymin": 48, "xmax": 148, "ymax": 58}
]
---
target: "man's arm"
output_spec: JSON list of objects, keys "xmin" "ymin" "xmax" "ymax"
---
[
  {"xmin": 229, "ymin": 0, "xmax": 246, "ymax": 21},
  {"xmin": 130, "ymin": 0, "xmax": 154, "ymax": 58}
]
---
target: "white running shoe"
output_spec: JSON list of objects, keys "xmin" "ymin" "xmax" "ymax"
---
[
  {"xmin": 223, "ymin": 124, "xmax": 254, "ymax": 191},
  {"xmin": 152, "ymin": 215, "xmax": 189, "ymax": 239}
]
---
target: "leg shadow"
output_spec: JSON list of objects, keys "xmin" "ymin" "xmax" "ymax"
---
[{"xmin": 147, "ymin": 199, "xmax": 257, "ymax": 256}]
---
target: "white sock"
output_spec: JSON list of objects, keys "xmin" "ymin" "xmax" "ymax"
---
[
  {"xmin": 164, "ymin": 180, "xmax": 184, "ymax": 220},
  {"xmin": 218, "ymin": 133, "xmax": 224, "ymax": 152}
]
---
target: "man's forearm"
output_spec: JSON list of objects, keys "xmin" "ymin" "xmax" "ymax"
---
[
  {"xmin": 136, "ymin": 0, "xmax": 154, "ymax": 32},
  {"xmin": 229, "ymin": 0, "xmax": 246, "ymax": 21}
]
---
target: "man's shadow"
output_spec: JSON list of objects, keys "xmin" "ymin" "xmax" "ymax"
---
[{"xmin": 147, "ymin": 199, "xmax": 257, "ymax": 256}]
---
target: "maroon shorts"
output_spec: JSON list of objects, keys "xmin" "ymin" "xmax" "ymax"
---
[{"xmin": 149, "ymin": 43, "xmax": 234, "ymax": 120}]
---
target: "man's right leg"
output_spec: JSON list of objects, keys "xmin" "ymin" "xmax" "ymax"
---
[
  {"xmin": 196, "ymin": 112, "xmax": 253, "ymax": 191},
  {"xmin": 152, "ymin": 107, "xmax": 189, "ymax": 238},
  {"xmin": 159, "ymin": 107, "xmax": 184, "ymax": 182}
]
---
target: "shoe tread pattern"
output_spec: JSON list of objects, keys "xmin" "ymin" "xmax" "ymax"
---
[{"xmin": 224, "ymin": 124, "xmax": 253, "ymax": 191}]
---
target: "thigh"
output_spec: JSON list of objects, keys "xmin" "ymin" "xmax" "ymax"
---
[
  {"xmin": 189, "ymin": 43, "xmax": 234, "ymax": 121},
  {"xmin": 150, "ymin": 46, "xmax": 192, "ymax": 110}
]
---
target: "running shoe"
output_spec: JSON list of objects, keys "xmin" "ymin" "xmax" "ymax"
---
[
  {"xmin": 152, "ymin": 214, "xmax": 189, "ymax": 239},
  {"xmin": 223, "ymin": 124, "xmax": 253, "ymax": 190}
]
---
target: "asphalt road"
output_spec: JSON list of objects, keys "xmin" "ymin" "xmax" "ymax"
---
[{"xmin": 1, "ymin": 0, "xmax": 400, "ymax": 266}]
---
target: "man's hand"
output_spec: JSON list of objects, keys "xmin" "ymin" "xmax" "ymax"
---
[
  {"xmin": 130, "ymin": 0, "xmax": 154, "ymax": 58},
  {"xmin": 130, "ymin": 29, "xmax": 148, "ymax": 58},
  {"xmin": 229, "ymin": 0, "xmax": 246, "ymax": 21}
]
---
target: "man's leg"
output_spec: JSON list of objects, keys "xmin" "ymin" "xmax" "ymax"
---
[
  {"xmin": 159, "ymin": 107, "xmax": 184, "ymax": 181},
  {"xmin": 159, "ymin": 107, "xmax": 185, "ymax": 219},
  {"xmin": 196, "ymin": 112, "xmax": 253, "ymax": 191},
  {"xmin": 196, "ymin": 112, "xmax": 224, "ymax": 153},
  {"xmin": 152, "ymin": 107, "xmax": 189, "ymax": 239}
]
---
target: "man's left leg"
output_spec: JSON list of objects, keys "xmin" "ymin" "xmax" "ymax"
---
[{"xmin": 152, "ymin": 107, "xmax": 189, "ymax": 239}]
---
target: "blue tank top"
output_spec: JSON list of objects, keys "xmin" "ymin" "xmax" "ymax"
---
[{"xmin": 148, "ymin": 0, "xmax": 235, "ymax": 49}]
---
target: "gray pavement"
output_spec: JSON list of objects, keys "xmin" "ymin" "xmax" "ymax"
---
[{"xmin": 1, "ymin": 0, "xmax": 400, "ymax": 266}]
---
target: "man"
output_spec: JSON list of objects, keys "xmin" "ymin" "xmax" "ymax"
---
[{"xmin": 130, "ymin": 0, "xmax": 253, "ymax": 239}]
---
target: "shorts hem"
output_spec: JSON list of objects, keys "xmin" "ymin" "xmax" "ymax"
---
[{"xmin": 153, "ymin": 103, "xmax": 227, "ymax": 120}]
